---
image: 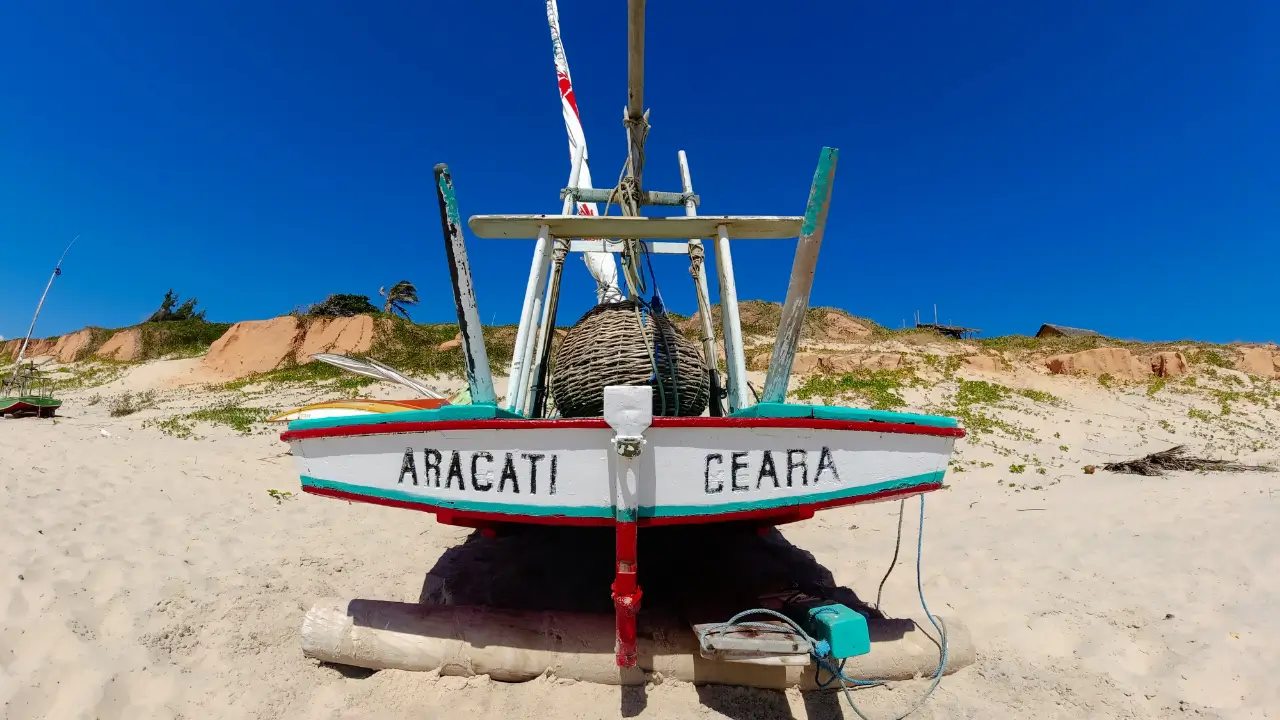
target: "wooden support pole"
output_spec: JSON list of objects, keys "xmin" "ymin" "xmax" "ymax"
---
[
  {"xmin": 529, "ymin": 242, "xmax": 567, "ymax": 418},
  {"xmin": 434, "ymin": 165, "xmax": 496, "ymax": 406},
  {"xmin": 714, "ymin": 225, "xmax": 750, "ymax": 411},
  {"xmin": 509, "ymin": 224, "xmax": 554, "ymax": 414},
  {"xmin": 527, "ymin": 144, "xmax": 587, "ymax": 417},
  {"xmin": 678, "ymin": 150, "xmax": 723, "ymax": 416},
  {"xmin": 761, "ymin": 147, "xmax": 839, "ymax": 404},
  {"xmin": 623, "ymin": 0, "xmax": 648, "ymax": 190},
  {"xmin": 627, "ymin": 0, "xmax": 645, "ymax": 122}
]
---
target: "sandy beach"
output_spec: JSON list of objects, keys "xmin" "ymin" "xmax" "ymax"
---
[{"xmin": 3, "ymin": 342, "xmax": 1279, "ymax": 720}]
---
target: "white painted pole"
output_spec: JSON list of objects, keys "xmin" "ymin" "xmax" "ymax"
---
[
  {"xmin": 518, "ymin": 267, "xmax": 554, "ymax": 415},
  {"xmin": 677, "ymin": 151, "xmax": 722, "ymax": 415},
  {"xmin": 525, "ymin": 145, "xmax": 587, "ymax": 416},
  {"xmin": 7, "ymin": 235, "xmax": 76, "ymax": 391},
  {"xmin": 508, "ymin": 224, "xmax": 554, "ymax": 413},
  {"xmin": 714, "ymin": 225, "xmax": 750, "ymax": 411}
]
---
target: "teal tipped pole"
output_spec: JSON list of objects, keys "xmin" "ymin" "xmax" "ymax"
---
[{"xmin": 761, "ymin": 147, "xmax": 839, "ymax": 404}]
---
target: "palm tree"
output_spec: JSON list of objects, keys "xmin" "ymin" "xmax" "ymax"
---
[{"xmin": 379, "ymin": 281, "xmax": 419, "ymax": 320}]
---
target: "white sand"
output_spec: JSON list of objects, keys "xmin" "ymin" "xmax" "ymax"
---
[{"xmin": 2, "ymin": 359, "xmax": 1279, "ymax": 719}]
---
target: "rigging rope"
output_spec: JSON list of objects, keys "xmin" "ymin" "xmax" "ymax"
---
[{"xmin": 597, "ymin": 135, "xmax": 684, "ymax": 417}]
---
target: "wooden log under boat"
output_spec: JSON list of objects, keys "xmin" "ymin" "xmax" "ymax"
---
[{"xmin": 299, "ymin": 598, "xmax": 974, "ymax": 688}]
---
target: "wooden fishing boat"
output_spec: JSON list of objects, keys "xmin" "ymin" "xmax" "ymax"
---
[
  {"xmin": 0, "ymin": 395, "xmax": 62, "ymax": 418},
  {"xmin": 1, "ymin": 363, "xmax": 61, "ymax": 418},
  {"xmin": 284, "ymin": 0, "xmax": 965, "ymax": 678}
]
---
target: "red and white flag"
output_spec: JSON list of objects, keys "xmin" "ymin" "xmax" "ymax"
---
[{"xmin": 546, "ymin": 0, "xmax": 624, "ymax": 303}]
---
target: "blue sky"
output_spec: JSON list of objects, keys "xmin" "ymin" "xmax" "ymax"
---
[{"xmin": 1, "ymin": 1, "xmax": 1275, "ymax": 343}]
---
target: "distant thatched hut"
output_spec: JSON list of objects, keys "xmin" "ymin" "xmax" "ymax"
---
[{"xmin": 1036, "ymin": 324, "xmax": 1103, "ymax": 339}]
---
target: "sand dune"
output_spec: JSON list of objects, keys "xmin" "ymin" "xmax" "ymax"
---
[{"xmin": 2, "ymin": 348, "xmax": 1279, "ymax": 718}]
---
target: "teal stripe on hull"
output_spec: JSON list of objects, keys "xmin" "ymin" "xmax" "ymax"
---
[
  {"xmin": 288, "ymin": 403, "xmax": 521, "ymax": 432},
  {"xmin": 730, "ymin": 403, "xmax": 959, "ymax": 429},
  {"xmin": 300, "ymin": 471, "xmax": 945, "ymax": 520},
  {"xmin": 287, "ymin": 402, "xmax": 959, "ymax": 433},
  {"xmin": 302, "ymin": 476, "xmax": 612, "ymax": 518}
]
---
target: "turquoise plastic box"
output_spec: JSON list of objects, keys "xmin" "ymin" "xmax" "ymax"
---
[{"xmin": 790, "ymin": 602, "xmax": 871, "ymax": 659}]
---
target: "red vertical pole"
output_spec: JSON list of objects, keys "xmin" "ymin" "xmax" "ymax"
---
[
  {"xmin": 612, "ymin": 520, "xmax": 641, "ymax": 667},
  {"xmin": 603, "ymin": 386, "xmax": 649, "ymax": 669}
]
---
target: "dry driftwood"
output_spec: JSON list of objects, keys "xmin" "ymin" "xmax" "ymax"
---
[{"xmin": 1103, "ymin": 445, "xmax": 1275, "ymax": 477}]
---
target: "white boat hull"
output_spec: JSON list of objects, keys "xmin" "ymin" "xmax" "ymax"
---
[{"xmin": 282, "ymin": 416, "xmax": 961, "ymax": 527}]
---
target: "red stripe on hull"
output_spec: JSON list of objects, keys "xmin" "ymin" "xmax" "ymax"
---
[
  {"xmin": 301, "ymin": 482, "xmax": 941, "ymax": 528},
  {"xmin": 282, "ymin": 416, "xmax": 965, "ymax": 442}
]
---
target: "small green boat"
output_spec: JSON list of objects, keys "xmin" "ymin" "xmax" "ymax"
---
[{"xmin": 1, "ymin": 363, "xmax": 61, "ymax": 418}]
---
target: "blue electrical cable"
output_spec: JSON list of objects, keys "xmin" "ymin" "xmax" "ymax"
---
[{"xmin": 696, "ymin": 494, "xmax": 948, "ymax": 720}]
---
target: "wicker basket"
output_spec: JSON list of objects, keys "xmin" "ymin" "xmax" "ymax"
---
[{"xmin": 551, "ymin": 300, "xmax": 709, "ymax": 418}]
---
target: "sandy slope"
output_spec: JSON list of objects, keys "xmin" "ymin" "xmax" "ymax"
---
[{"xmin": 2, "ymin": 359, "xmax": 1279, "ymax": 719}]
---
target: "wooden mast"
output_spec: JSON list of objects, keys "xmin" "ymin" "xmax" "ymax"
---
[{"xmin": 7, "ymin": 235, "xmax": 77, "ymax": 391}]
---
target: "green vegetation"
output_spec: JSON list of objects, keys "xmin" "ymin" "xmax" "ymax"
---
[
  {"xmin": 1159, "ymin": 419, "xmax": 1175, "ymax": 433},
  {"xmin": 147, "ymin": 289, "xmax": 206, "ymax": 323},
  {"xmin": 268, "ymin": 489, "xmax": 295, "ymax": 503},
  {"xmin": 378, "ymin": 281, "xmax": 419, "ymax": 320},
  {"xmin": 1188, "ymin": 408, "xmax": 1213, "ymax": 422},
  {"xmin": 941, "ymin": 379, "xmax": 1059, "ymax": 440},
  {"xmin": 1188, "ymin": 348, "xmax": 1233, "ymax": 369},
  {"xmin": 978, "ymin": 333, "xmax": 1111, "ymax": 355},
  {"xmin": 107, "ymin": 390, "xmax": 157, "ymax": 417},
  {"xmin": 1016, "ymin": 387, "xmax": 1062, "ymax": 405},
  {"xmin": 920, "ymin": 353, "xmax": 964, "ymax": 377},
  {"xmin": 949, "ymin": 380, "xmax": 1022, "ymax": 438},
  {"xmin": 137, "ymin": 319, "xmax": 231, "ymax": 359},
  {"xmin": 143, "ymin": 416, "xmax": 196, "ymax": 439},
  {"xmin": 370, "ymin": 316, "xmax": 517, "ymax": 380},
  {"xmin": 144, "ymin": 402, "xmax": 275, "ymax": 438},
  {"xmin": 185, "ymin": 404, "xmax": 276, "ymax": 433},
  {"xmin": 48, "ymin": 361, "xmax": 132, "ymax": 391},
  {"xmin": 1147, "ymin": 376, "xmax": 1168, "ymax": 396},
  {"xmin": 793, "ymin": 368, "xmax": 916, "ymax": 410},
  {"xmin": 303, "ymin": 293, "xmax": 380, "ymax": 317},
  {"xmin": 1009, "ymin": 464, "xmax": 1026, "ymax": 474},
  {"xmin": 1098, "ymin": 373, "xmax": 1115, "ymax": 388}
]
